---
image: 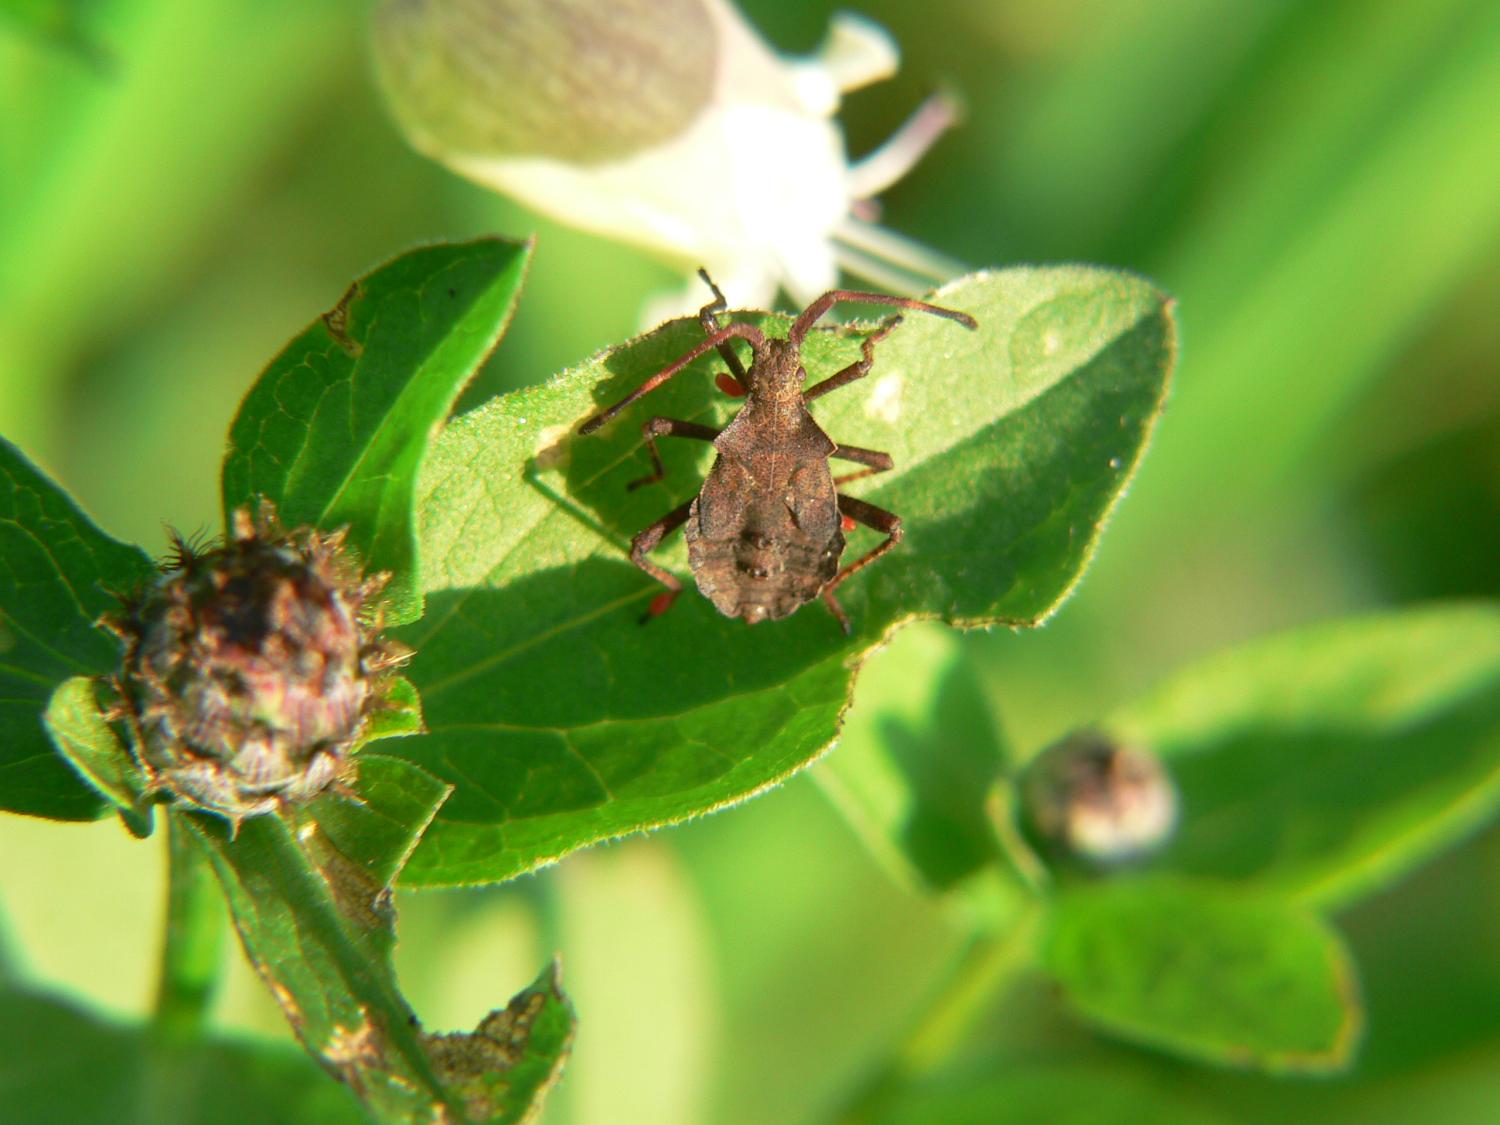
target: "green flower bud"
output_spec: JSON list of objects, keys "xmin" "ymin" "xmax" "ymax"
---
[
  {"xmin": 1021, "ymin": 731, "xmax": 1178, "ymax": 866},
  {"xmin": 107, "ymin": 503, "xmax": 410, "ymax": 825}
]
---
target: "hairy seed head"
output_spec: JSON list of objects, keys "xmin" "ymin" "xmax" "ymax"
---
[
  {"xmin": 106, "ymin": 502, "xmax": 411, "ymax": 823},
  {"xmin": 1021, "ymin": 731, "xmax": 1178, "ymax": 866}
]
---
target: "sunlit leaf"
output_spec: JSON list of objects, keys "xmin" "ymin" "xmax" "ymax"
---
[
  {"xmin": 388, "ymin": 265, "xmax": 1175, "ymax": 885},
  {"xmin": 221, "ymin": 238, "xmax": 531, "ymax": 623}
]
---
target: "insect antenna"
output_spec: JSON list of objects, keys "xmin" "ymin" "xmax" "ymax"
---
[{"xmin": 788, "ymin": 290, "xmax": 977, "ymax": 346}]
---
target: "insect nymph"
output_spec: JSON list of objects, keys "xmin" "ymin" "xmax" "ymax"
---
[{"xmin": 579, "ymin": 273, "xmax": 977, "ymax": 632}]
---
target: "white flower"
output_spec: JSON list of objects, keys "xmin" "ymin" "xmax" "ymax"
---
[{"xmin": 373, "ymin": 0, "xmax": 963, "ymax": 311}]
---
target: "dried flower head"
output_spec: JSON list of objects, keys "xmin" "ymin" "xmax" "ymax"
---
[
  {"xmin": 1021, "ymin": 731, "xmax": 1178, "ymax": 866},
  {"xmin": 105, "ymin": 502, "xmax": 411, "ymax": 826}
]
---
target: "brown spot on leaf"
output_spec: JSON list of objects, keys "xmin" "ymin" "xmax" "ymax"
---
[
  {"xmin": 266, "ymin": 978, "xmax": 303, "ymax": 1029},
  {"xmin": 300, "ymin": 815, "xmax": 396, "ymax": 935},
  {"xmin": 322, "ymin": 1011, "xmax": 389, "ymax": 1101},
  {"xmin": 322, "ymin": 283, "xmax": 364, "ymax": 357},
  {"xmin": 420, "ymin": 963, "xmax": 571, "ymax": 1121}
]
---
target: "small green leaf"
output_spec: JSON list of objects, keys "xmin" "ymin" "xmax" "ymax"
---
[
  {"xmin": 0, "ymin": 437, "xmax": 155, "ymax": 820},
  {"xmin": 1043, "ymin": 876, "xmax": 1361, "ymax": 1073},
  {"xmin": 42, "ymin": 676, "xmax": 153, "ymax": 837},
  {"xmin": 361, "ymin": 674, "xmax": 425, "ymax": 744},
  {"xmin": 0, "ymin": 980, "xmax": 365, "ymax": 1123},
  {"xmin": 221, "ymin": 237, "xmax": 531, "ymax": 624},
  {"xmin": 187, "ymin": 753, "xmax": 574, "ymax": 1122},
  {"xmin": 1107, "ymin": 604, "xmax": 1500, "ymax": 907},
  {"xmin": 393, "ymin": 265, "xmax": 1174, "ymax": 885}
]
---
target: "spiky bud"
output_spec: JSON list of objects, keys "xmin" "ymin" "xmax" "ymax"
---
[
  {"xmin": 1020, "ymin": 731, "xmax": 1178, "ymax": 866},
  {"xmin": 106, "ymin": 502, "xmax": 411, "ymax": 824}
]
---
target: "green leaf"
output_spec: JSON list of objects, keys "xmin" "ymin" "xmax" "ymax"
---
[
  {"xmin": 42, "ymin": 676, "xmax": 153, "ymax": 837},
  {"xmin": 1043, "ymin": 876, "xmax": 1361, "ymax": 1073},
  {"xmin": 0, "ymin": 437, "xmax": 155, "ymax": 820},
  {"xmin": 0, "ymin": 979, "xmax": 365, "ymax": 1124},
  {"xmin": 186, "ymin": 753, "xmax": 574, "ymax": 1122},
  {"xmin": 362, "ymin": 674, "xmax": 426, "ymax": 744},
  {"xmin": 815, "ymin": 625, "xmax": 1009, "ymax": 892},
  {"xmin": 1107, "ymin": 604, "xmax": 1500, "ymax": 907},
  {"xmin": 391, "ymin": 265, "xmax": 1174, "ymax": 886},
  {"xmin": 221, "ymin": 237, "xmax": 531, "ymax": 624}
]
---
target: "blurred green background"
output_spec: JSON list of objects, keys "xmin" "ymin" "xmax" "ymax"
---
[{"xmin": 2, "ymin": 0, "xmax": 1498, "ymax": 1120}]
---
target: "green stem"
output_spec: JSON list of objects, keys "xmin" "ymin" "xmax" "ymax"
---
[
  {"xmin": 152, "ymin": 814, "xmax": 226, "ymax": 1044},
  {"xmin": 839, "ymin": 903, "xmax": 1042, "ymax": 1123},
  {"xmin": 900, "ymin": 905, "xmax": 1040, "ymax": 1073}
]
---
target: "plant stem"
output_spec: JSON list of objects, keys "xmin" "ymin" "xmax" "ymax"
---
[
  {"xmin": 152, "ymin": 814, "xmax": 226, "ymax": 1044},
  {"xmin": 901, "ymin": 904, "xmax": 1040, "ymax": 1073},
  {"xmin": 837, "ymin": 902, "xmax": 1041, "ymax": 1123}
]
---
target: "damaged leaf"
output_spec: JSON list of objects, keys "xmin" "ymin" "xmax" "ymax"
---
[{"xmin": 184, "ymin": 753, "xmax": 575, "ymax": 1122}]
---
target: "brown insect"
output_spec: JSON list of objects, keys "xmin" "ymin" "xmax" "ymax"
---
[{"xmin": 579, "ymin": 272, "xmax": 977, "ymax": 632}]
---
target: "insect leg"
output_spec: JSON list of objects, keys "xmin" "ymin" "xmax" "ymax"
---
[
  {"xmin": 578, "ymin": 322, "xmax": 766, "ymax": 435},
  {"xmin": 830, "ymin": 443, "xmax": 893, "ymax": 486},
  {"xmin": 802, "ymin": 318, "xmax": 900, "ymax": 402},
  {"xmin": 626, "ymin": 417, "xmax": 720, "ymax": 492},
  {"xmin": 789, "ymin": 289, "xmax": 977, "ymax": 347},
  {"xmin": 696, "ymin": 269, "xmax": 750, "ymax": 385},
  {"xmin": 821, "ymin": 494, "xmax": 903, "ymax": 633},
  {"xmin": 630, "ymin": 498, "xmax": 695, "ymax": 622}
]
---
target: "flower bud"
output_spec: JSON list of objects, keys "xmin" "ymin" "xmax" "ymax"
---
[
  {"xmin": 1020, "ymin": 731, "xmax": 1177, "ymax": 866},
  {"xmin": 372, "ymin": 0, "xmax": 961, "ymax": 308},
  {"xmin": 107, "ymin": 503, "xmax": 411, "ymax": 825}
]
